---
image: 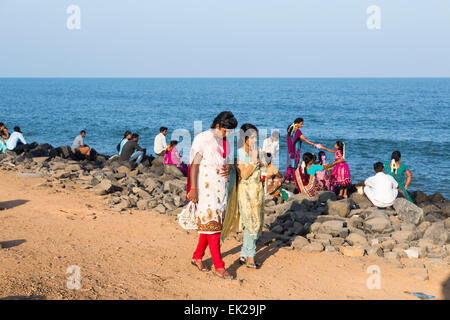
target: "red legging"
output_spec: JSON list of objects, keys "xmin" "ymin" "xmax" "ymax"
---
[{"xmin": 192, "ymin": 233, "xmax": 225, "ymax": 270}]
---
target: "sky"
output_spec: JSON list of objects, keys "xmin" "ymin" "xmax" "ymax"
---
[{"xmin": 0, "ymin": 0, "xmax": 449, "ymax": 77}]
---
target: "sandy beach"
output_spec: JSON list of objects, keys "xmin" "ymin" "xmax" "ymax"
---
[{"xmin": 1, "ymin": 171, "xmax": 448, "ymax": 300}]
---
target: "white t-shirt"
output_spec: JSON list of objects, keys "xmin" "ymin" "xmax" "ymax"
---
[
  {"xmin": 262, "ymin": 137, "xmax": 279, "ymax": 159},
  {"xmin": 154, "ymin": 133, "xmax": 167, "ymax": 155},
  {"xmin": 6, "ymin": 132, "xmax": 27, "ymax": 150},
  {"xmin": 364, "ymin": 172, "xmax": 399, "ymax": 207}
]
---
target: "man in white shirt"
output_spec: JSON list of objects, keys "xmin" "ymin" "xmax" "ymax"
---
[
  {"xmin": 154, "ymin": 127, "xmax": 168, "ymax": 156},
  {"xmin": 262, "ymin": 130, "xmax": 279, "ymax": 164},
  {"xmin": 7, "ymin": 126, "xmax": 28, "ymax": 154},
  {"xmin": 360, "ymin": 162, "xmax": 399, "ymax": 208}
]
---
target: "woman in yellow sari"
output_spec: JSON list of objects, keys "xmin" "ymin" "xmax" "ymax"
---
[{"xmin": 222, "ymin": 123, "xmax": 264, "ymax": 269}]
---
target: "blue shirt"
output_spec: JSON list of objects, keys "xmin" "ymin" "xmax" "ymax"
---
[
  {"xmin": 238, "ymin": 148, "xmax": 251, "ymax": 164},
  {"xmin": 307, "ymin": 164, "xmax": 324, "ymax": 176},
  {"xmin": 119, "ymin": 138, "xmax": 128, "ymax": 155}
]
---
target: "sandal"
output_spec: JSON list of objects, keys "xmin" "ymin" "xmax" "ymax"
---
[
  {"xmin": 212, "ymin": 268, "xmax": 234, "ymax": 279},
  {"xmin": 191, "ymin": 259, "xmax": 208, "ymax": 272},
  {"xmin": 246, "ymin": 260, "xmax": 260, "ymax": 269},
  {"xmin": 239, "ymin": 257, "xmax": 247, "ymax": 265}
]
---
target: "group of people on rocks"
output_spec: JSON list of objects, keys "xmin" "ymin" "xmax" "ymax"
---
[
  {"xmin": 184, "ymin": 111, "xmax": 415, "ymax": 279},
  {"xmin": 1, "ymin": 114, "xmax": 415, "ymax": 280},
  {"xmin": 0, "ymin": 123, "xmax": 34, "ymax": 155}
]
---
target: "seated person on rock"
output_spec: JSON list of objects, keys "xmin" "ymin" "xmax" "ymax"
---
[
  {"xmin": 0, "ymin": 122, "xmax": 9, "ymax": 153},
  {"xmin": 120, "ymin": 133, "xmax": 146, "ymax": 167},
  {"xmin": 163, "ymin": 140, "xmax": 187, "ymax": 176},
  {"xmin": 71, "ymin": 130, "xmax": 91, "ymax": 159},
  {"xmin": 358, "ymin": 162, "xmax": 398, "ymax": 208},
  {"xmin": 117, "ymin": 130, "xmax": 132, "ymax": 155},
  {"xmin": 262, "ymin": 152, "xmax": 284, "ymax": 196},
  {"xmin": 154, "ymin": 126, "xmax": 168, "ymax": 157},
  {"xmin": 6, "ymin": 126, "xmax": 31, "ymax": 155}
]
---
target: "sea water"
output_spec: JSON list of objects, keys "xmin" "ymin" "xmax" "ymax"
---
[{"xmin": 1, "ymin": 78, "xmax": 448, "ymax": 197}]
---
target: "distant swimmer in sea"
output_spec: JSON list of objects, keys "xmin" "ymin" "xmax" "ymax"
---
[
  {"xmin": 383, "ymin": 150, "xmax": 413, "ymax": 203},
  {"xmin": 0, "ymin": 122, "xmax": 9, "ymax": 153},
  {"xmin": 71, "ymin": 130, "xmax": 91, "ymax": 159},
  {"xmin": 163, "ymin": 140, "xmax": 188, "ymax": 177},
  {"xmin": 320, "ymin": 141, "xmax": 352, "ymax": 199},
  {"xmin": 286, "ymin": 118, "xmax": 322, "ymax": 183},
  {"xmin": 358, "ymin": 162, "xmax": 399, "ymax": 208},
  {"xmin": 154, "ymin": 126, "xmax": 168, "ymax": 157},
  {"xmin": 120, "ymin": 133, "xmax": 147, "ymax": 167}
]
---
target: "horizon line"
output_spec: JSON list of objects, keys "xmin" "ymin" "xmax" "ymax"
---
[{"xmin": 1, "ymin": 76, "xmax": 449, "ymax": 79}]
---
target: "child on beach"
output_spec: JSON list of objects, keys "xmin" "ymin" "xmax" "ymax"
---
[
  {"xmin": 320, "ymin": 141, "xmax": 352, "ymax": 199},
  {"xmin": 314, "ymin": 151, "xmax": 330, "ymax": 191}
]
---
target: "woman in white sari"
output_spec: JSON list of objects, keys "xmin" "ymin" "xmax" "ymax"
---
[{"xmin": 187, "ymin": 111, "xmax": 237, "ymax": 279}]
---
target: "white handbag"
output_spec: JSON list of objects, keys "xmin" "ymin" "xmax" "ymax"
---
[{"xmin": 178, "ymin": 201, "xmax": 198, "ymax": 230}]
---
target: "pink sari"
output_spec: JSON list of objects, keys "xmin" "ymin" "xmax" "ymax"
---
[{"xmin": 164, "ymin": 147, "xmax": 187, "ymax": 176}]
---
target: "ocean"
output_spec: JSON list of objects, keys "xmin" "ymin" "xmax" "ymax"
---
[{"xmin": 1, "ymin": 78, "xmax": 449, "ymax": 198}]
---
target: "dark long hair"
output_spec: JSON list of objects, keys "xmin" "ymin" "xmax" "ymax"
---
[
  {"xmin": 210, "ymin": 111, "xmax": 238, "ymax": 130},
  {"xmin": 238, "ymin": 123, "xmax": 258, "ymax": 148},
  {"xmin": 391, "ymin": 151, "xmax": 401, "ymax": 162},
  {"xmin": 317, "ymin": 151, "xmax": 326, "ymax": 165},
  {"xmin": 287, "ymin": 118, "xmax": 303, "ymax": 136},
  {"xmin": 165, "ymin": 140, "xmax": 178, "ymax": 155},
  {"xmin": 302, "ymin": 152, "xmax": 315, "ymax": 179}
]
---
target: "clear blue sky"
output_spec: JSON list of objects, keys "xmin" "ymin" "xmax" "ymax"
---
[{"xmin": 0, "ymin": 0, "xmax": 449, "ymax": 77}]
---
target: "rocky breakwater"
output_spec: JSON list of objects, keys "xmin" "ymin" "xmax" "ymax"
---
[
  {"xmin": 1, "ymin": 143, "xmax": 449, "ymax": 267},
  {"xmin": 264, "ymin": 189, "xmax": 449, "ymax": 265},
  {"xmin": 0, "ymin": 143, "xmax": 187, "ymax": 215}
]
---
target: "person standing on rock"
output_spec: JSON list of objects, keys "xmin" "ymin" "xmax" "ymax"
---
[
  {"xmin": 221, "ymin": 123, "xmax": 264, "ymax": 269},
  {"xmin": 71, "ymin": 130, "xmax": 91, "ymax": 159},
  {"xmin": 383, "ymin": 151, "xmax": 413, "ymax": 203},
  {"xmin": 187, "ymin": 111, "xmax": 237, "ymax": 279},
  {"xmin": 359, "ymin": 162, "xmax": 399, "ymax": 208},
  {"xmin": 154, "ymin": 127, "xmax": 168, "ymax": 157},
  {"xmin": 286, "ymin": 118, "xmax": 321, "ymax": 183}
]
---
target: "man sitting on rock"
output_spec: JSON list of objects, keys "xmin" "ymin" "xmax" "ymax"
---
[
  {"xmin": 6, "ymin": 126, "xmax": 31, "ymax": 155},
  {"xmin": 71, "ymin": 130, "xmax": 91, "ymax": 159},
  {"xmin": 120, "ymin": 133, "xmax": 146, "ymax": 167},
  {"xmin": 358, "ymin": 162, "xmax": 398, "ymax": 208},
  {"xmin": 154, "ymin": 126, "xmax": 168, "ymax": 157}
]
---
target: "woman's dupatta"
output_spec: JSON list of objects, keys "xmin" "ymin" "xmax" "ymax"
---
[
  {"xmin": 287, "ymin": 129, "xmax": 302, "ymax": 160},
  {"xmin": 294, "ymin": 167, "xmax": 322, "ymax": 198},
  {"xmin": 220, "ymin": 164, "xmax": 241, "ymax": 244}
]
